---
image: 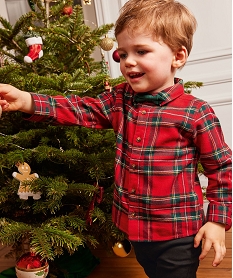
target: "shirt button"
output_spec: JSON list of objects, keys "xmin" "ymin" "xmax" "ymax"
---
[
  {"xmin": 131, "ymin": 213, "xmax": 135, "ymax": 217},
  {"xmin": 141, "ymin": 110, "xmax": 146, "ymax": 115},
  {"xmin": 131, "ymin": 189, "xmax": 136, "ymax": 194},
  {"xmin": 136, "ymin": 137, "xmax": 141, "ymax": 142},
  {"xmin": 131, "ymin": 164, "xmax": 136, "ymax": 169}
]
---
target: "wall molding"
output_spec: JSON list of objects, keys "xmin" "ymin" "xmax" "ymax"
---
[
  {"xmin": 207, "ymin": 97, "xmax": 232, "ymax": 107},
  {"xmin": 192, "ymin": 87, "xmax": 232, "ymax": 107},
  {"xmin": 187, "ymin": 48, "xmax": 232, "ymax": 65},
  {"xmin": 182, "ymin": 47, "xmax": 232, "ymax": 108},
  {"xmin": 191, "ymin": 70, "xmax": 232, "ymax": 86},
  {"xmin": 203, "ymin": 77, "xmax": 232, "ymax": 87}
]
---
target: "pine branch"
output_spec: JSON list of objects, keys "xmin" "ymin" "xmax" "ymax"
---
[
  {"xmin": 30, "ymin": 225, "xmax": 83, "ymax": 260},
  {"xmin": 184, "ymin": 81, "xmax": 203, "ymax": 93}
]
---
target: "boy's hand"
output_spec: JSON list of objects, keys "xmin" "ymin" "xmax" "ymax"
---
[
  {"xmin": 194, "ymin": 221, "xmax": 226, "ymax": 267},
  {"xmin": 0, "ymin": 84, "xmax": 34, "ymax": 113}
]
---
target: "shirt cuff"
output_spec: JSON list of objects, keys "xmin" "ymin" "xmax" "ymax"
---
[{"xmin": 206, "ymin": 202, "xmax": 232, "ymax": 231}]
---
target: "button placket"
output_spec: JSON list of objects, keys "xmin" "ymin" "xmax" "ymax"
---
[{"xmin": 127, "ymin": 108, "xmax": 149, "ymax": 223}]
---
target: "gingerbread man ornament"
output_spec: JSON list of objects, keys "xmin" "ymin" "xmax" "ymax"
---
[{"xmin": 12, "ymin": 162, "xmax": 41, "ymax": 200}]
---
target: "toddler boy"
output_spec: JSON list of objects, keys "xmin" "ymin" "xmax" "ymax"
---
[{"xmin": 0, "ymin": 0, "xmax": 231, "ymax": 277}]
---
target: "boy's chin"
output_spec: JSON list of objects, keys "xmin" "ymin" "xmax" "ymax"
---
[{"xmin": 129, "ymin": 84, "xmax": 147, "ymax": 94}]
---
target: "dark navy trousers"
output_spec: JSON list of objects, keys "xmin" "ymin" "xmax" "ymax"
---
[{"xmin": 131, "ymin": 236, "xmax": 201, "ymax": 278}]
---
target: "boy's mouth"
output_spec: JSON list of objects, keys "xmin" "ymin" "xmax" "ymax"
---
[{"xmin": 128, "ymin": 72, "xmax": 144, "ymax": 79}]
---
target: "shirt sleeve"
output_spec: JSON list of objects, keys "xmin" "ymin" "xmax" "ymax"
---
[
  {"xmin": 24, "ymin": 92, "xmax": 115, "ymax": 129},
  {"xmin": 193, "ymin": 102, "xmax": 232, "ymax": 230}
]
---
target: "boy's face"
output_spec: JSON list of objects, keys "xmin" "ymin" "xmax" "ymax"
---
[{"xmin": 117, "ymin": 28, "xmax": 177, "ymax": 94}]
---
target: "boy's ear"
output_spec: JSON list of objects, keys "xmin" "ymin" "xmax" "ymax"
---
[{"xmin": 172, "ymin": 46, "xmax": 188, "ymax": 68}]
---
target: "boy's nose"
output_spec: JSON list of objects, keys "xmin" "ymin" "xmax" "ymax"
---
[{"xmin": 125, "ymin": 55, "xmax": 137, "ymax": 67}]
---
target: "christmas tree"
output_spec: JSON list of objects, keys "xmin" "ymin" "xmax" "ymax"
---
[{"xmin": 0, "ymin": 0, "xmax": 125, "ymax": 263}]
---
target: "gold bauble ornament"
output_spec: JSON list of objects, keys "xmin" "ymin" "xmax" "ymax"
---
[
  {"xmin": 112, "ymin": 239, "xmax": 132, "ymax": 257},
  {"xmin": 100, "ymin": 36, "xmax": 114, "ymax": 51}
]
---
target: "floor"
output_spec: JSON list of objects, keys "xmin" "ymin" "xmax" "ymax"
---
[{"xmin": 0, "ymin": 229, "xmax": 231, "ymax": 277}]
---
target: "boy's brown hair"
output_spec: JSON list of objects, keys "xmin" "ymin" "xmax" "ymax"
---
[{"xmin": 115, "ymin": 0, "xmax": 197, "ymax": 56}]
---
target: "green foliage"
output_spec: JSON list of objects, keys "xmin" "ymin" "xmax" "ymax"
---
[
  {"xmin": 0, "ymin": 0, "xmax": 123, "ymax": 261},
  {"xmin": 184, "ymin": 81, "xmax": 203, "ymax": 93}
]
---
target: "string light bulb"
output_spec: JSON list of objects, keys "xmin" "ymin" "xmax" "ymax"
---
[{"xmin": 83, "ymin": 0, "xmax": 91, "ymax": 5}]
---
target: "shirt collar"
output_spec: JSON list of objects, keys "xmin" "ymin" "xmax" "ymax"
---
[{"xmin": 132, "ymin": 78, "xmax": 184, "ymax": 106}]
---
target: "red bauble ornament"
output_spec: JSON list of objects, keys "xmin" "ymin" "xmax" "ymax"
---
[
  {"xmin": 62, "ymin": 6, "xmax": 73, "ymax": 15},
  {"xmin": 16, "ymin": 252, "xmax": 46, "ymax": 270},
  {"xmin": 112, "ymin": 49, "xmax": 120, "ymax": 63}
]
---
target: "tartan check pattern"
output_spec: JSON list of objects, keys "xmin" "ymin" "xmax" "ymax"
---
[{"xmin": 27, "ymin": 78, "xmax": 232, "ymax": 241}]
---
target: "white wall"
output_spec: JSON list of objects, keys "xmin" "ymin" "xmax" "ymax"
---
[
  {"xmin": 178, "ymin": 0, "xmax": 232, "ymax": 148},
  {"xmin": 0, "ymin": 1, "xmax": 9, "ymax": 22},
  {"xmin": 93, "ymin": 0, "xmax": 127, "ymax": 77},
  {"xmin": 93, "ymin": 0, "xmax": 232, "ymax": 148},
  {"xmin": 2, "ymin": 0, "xmax": 31, "ymax": 24}
]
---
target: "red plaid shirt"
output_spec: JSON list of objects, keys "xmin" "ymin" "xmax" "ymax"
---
[{"xmin": 27, "ymin": 78, "xmax": 232, "ymax": 241}]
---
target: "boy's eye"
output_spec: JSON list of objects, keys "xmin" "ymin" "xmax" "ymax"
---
[
  {"xmin": 119, "ymin": 53, "xmax": 127, "ymax": 59},
  {"xmin": 137, "ymin": 50, "xmax": 147, "ymax": 55}
]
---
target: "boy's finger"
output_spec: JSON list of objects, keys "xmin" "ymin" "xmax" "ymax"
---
[
  {"xmin": 0, "ymin": 102, "xmax": 9, "ymax": 111},
  {"xmin": 199, "ymin": 239, "xmax": 212, "ymax": 261},
  {"xmin": 194, "ymin": 229, "xmax": 203, "ymax": 247},
  {"xmin": 212, "ymin": 243, "xmax": 226, "ymax": 267}
]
